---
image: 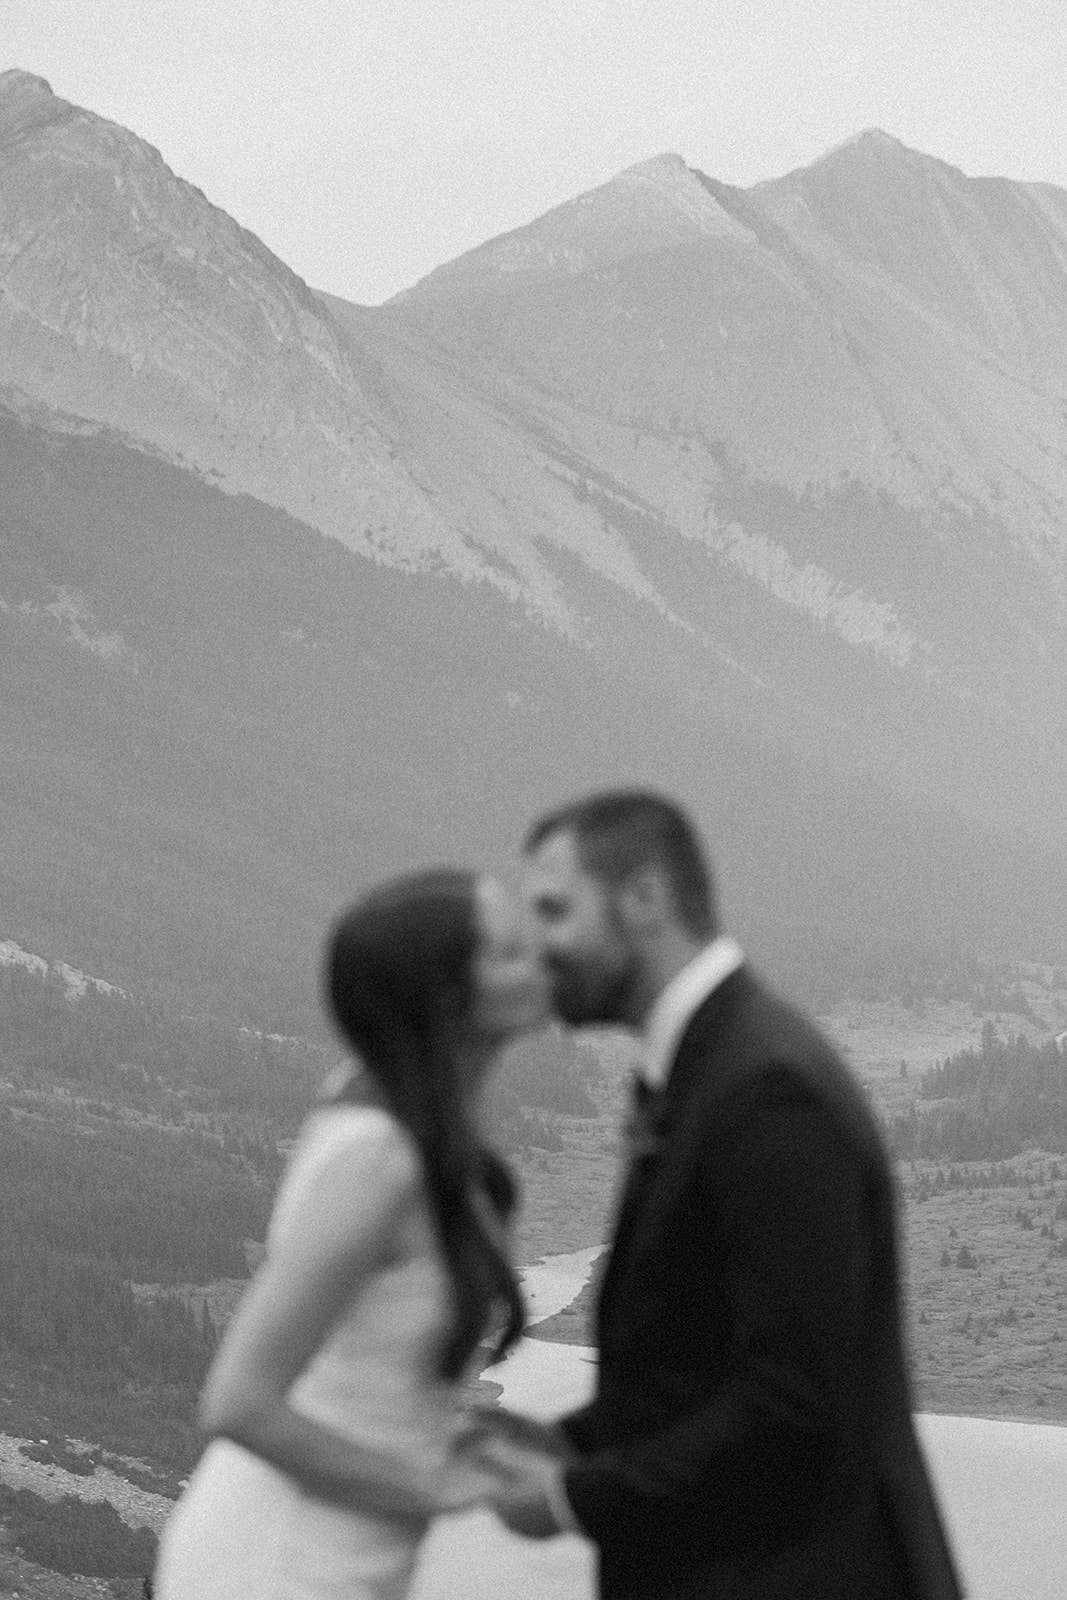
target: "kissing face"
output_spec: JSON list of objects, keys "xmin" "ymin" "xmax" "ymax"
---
[
  {"xmin": 522, "ymin": 829, "xmax": 637, "ymax": 1026},
  {"xmin": 468, "ymin": 876, "xmax": 550, "ymax": 1043}
]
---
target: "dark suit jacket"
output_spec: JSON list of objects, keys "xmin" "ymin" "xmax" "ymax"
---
[{"xmin": 560, "ymin": 966, "xmax": 964, "ymax": 1600}]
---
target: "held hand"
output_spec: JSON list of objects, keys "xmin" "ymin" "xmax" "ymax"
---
[
  {"xmin": 464, "ymin": 1439, "xmax": 569, "ymax": 1540},
  {"xmin": 454, "ymin": 1404, "xmax": 569, "ymax": 1460},
  {"xmin": 431, "ymin": 1447, "xmax": 527, "ymax": 1518}
]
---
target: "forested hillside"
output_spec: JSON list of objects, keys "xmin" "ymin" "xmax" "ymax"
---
[
  {"xmin": 0, "ymin": 958, "xmax": 601, "ymax": 1485},
  {"xmin": 893, "ymin": 1028, "xmax": 1067, "ymax": 1162}
]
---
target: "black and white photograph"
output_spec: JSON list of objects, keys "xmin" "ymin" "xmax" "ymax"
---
[{"xmin": 2, "ymin": 4, "xmax": 1067, "ymax": 1597}]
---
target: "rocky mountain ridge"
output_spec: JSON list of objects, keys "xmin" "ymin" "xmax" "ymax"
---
[
  {"xmin": 3, "ymin": 68, "xmax": 1067, "ymax": 1010},
  {"xmin": 0, "ymin": 70, "xmax": 489, "ymax": 589}
]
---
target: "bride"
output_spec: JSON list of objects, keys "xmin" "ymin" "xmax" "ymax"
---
[{"xmin": 154, "ymin": 868, "xmax": 549, "ymax": 1599}]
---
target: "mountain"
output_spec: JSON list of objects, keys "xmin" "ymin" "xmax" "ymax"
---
[
  {"xmin": 4, "ymin": 397, "xmax": 1065, "ymax": 1021},
  {"xmin": 0, "ymin": 69, "xmax": 485, "ymax": 586},
  {"xmin": 377, "ymin": 137, "xmax": 1067, "ymax": 854},
  {"xmin": 3, "ymin": 69, "xmax": 1067, "ymax": 1018}
]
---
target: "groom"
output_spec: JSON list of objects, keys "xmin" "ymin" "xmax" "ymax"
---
[{"xmin": 478, "ymin": 790, "xmax": 962, "ymax": 1600}]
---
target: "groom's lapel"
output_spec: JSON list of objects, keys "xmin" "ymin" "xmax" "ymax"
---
[
  {"xmin": 595, "ymin": 967, "xmax": 752, "ymax": 1337},
  {"xmin": 658, "ymin": 965, "xmax": 753, "ymax": 1129}
]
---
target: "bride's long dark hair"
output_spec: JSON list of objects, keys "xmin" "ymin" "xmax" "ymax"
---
[{"xmin": 324, "ymin": 869, "xmax": 525, "ymax": 1380}]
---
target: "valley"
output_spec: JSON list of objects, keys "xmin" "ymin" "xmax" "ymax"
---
[
  {"xmin": 3, "ymin": 968, "xmax": 1067, "ymax": 1597},
  {"xmin": 523, "ymin": 981, "xmax": 1067, "ymax": 1427},
  {"xmin": 4, "ymin": 63, "xmax": 1067, "ymax": 1598}
]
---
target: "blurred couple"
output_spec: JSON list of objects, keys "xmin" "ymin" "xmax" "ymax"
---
[{"xmin": 155, "ymin": 790, "xmax": 962, "ymax": 1600}]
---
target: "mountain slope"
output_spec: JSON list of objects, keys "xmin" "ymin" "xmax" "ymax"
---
[
  {"xmin": 3, "ymin": 402, "xmax": 1067, "ymax": 1023},
  {"xmin": 0, "ymin": 69, "xmax": 532, "ymax": 600},
  {"xmin": 376, "ymin": 138, "xmax": 1067, "ymax": 853},
  {"xmin": 3, "ymin": 71, "xmax": 1067, "ymax": 1016}
]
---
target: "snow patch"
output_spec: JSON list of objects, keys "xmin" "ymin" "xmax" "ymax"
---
[
  {"xmin": 18, "ymin": 587, "xmax": 137, "ymax": 663},
  {"xmin": 0, "ymin": 1434, "xmax": 170, "ymax": 1534},
  {"xmin": 0, "ymin": 937, "xmax": 122, "ymax": 1001},
  {"xmin": 707, "ymin": 520, "xmax": 926, "ymax": 668}
]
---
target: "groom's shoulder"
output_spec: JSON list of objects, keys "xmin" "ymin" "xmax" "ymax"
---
[
  {"xmin": 730, "ymin": 976, "xmax": 889, "ymax": 1163},
  {"xmin": 702, "ymin": 970, "xmax": 871, "ymax": 1116},
  {"xmin": 701, "ymin": 965, "xmax": 834, "ymax": 1062}
]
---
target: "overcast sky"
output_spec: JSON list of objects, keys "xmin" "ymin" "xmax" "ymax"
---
[{"xmin": 7, "ymin": 0, "xmax": 1067, "ymax": 305}]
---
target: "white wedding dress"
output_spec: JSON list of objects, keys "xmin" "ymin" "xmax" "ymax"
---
[{"xmin": 154, "ymin": 1106, "xmax": 467, "ymax": 1600}]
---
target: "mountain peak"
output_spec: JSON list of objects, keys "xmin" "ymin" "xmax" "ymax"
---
[
  {"xmin": 0, "ymin": 67, "xmax": 442, "ymax": 561},
  {"xmin": 820, "ymin": 128, "xmax": 904, "ymax": 159},
  {"xmin": 396, "ymin": 150, "xmax": 753, "ymax": 302},
  {"xmin": 798, "ymin": 126, "xmax": 969, "ymax": 184},
  {"xmin": 0, "ymin": 67, "xmax": 55, "ymax": 99},
  {"xmin": 619, "ymin": 151, "xmax": 688, "ymax": 177},
  {"xmin": 612, "ymin": 151, "xmax": 751, "ymax": 240},
  {"xmin": 0, "ymin": 68, "xmax": 69, "ymax": 140}
]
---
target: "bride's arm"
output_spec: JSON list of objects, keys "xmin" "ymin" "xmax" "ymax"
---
[{"xmin": 198, "ymin": 1120, "xmax": 496, "ymax": 1523}]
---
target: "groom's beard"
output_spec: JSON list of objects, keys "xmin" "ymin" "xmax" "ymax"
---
[{"xmin": 545, "ymin": 947, "xmax": 638, "ymax": 1027}]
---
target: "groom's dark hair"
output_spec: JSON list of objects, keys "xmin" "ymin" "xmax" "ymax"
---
[{"xmin": 525, "ymin": 789, "xmax": 716, "ymax": 938}]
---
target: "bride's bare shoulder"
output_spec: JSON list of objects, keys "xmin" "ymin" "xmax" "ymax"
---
[{"xmin": 295, "ymin": 1101, "xmax": 420, "ymax": 1200}]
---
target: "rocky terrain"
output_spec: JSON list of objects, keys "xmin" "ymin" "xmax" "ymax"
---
[{"xmin": 4, "ymin": 66, "xmax": 1067, "ymax": 871}]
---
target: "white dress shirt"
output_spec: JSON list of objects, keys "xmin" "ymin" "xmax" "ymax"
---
[{"xmin": 642, "ymin": 936, "xmax": 745, "ymax": 1088}]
